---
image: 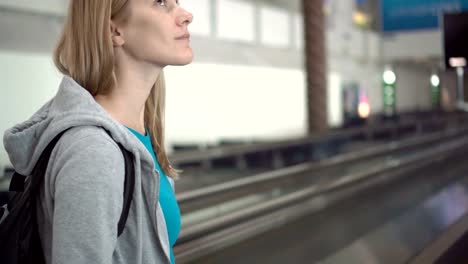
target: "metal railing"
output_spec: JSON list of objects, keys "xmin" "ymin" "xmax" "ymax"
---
[
  {"xmin": 177, "ymin": 125, "xmax": 468, "ymax": 205},
  {"xmin": 174, "ymin": 129, "xmax": 468, "ymax": 263}
]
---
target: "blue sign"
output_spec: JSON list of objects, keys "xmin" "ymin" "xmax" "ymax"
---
[{"xmin": 381, "ymin": 0, "xmax": 468, "ymax": 32}]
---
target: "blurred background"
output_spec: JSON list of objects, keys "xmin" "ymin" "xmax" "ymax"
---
[
  {"xmin": 2, "ymin": 0, "xmax": 468, "ymax": 263},
  {"xmin": 0, "ymin": 0, "xmax": 464, "ymax": 158}
]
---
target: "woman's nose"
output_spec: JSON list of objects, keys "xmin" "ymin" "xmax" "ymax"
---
[{"xmin": 177, "ymin": 8, "xmax": 193, "ymax": 26}]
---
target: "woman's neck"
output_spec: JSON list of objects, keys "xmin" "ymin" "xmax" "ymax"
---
[{"xmin": 94, "ymin": 52, "xmax": 162, "ymax": 135}]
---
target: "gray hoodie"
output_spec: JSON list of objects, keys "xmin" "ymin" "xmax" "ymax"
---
[{"xmin": 3, "ymin": 76, "xmax": 172, "ymax": 264}]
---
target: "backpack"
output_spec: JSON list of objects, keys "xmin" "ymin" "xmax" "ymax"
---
[{"xmin": 0, "ymin": 128, "xmax": 135, "ymax": 264}]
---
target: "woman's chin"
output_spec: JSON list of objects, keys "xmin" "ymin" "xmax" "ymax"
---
[{"xmin": 173, "ymin": 53, "xmax": 194, "ymax": 66}]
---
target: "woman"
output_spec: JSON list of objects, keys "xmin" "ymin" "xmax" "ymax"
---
[{"xmin": 3, "ymin": 0, "xmax": 193, "ymax": 263}]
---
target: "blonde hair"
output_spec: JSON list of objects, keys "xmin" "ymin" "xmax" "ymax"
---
[{"xmin": 53, "ymin": 0, "xmax": 179, "ymax": 178}]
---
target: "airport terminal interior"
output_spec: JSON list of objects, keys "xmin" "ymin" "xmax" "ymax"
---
[{"xmin": 1, "ymin": 0, "xmax": 468, "ymax": 263}]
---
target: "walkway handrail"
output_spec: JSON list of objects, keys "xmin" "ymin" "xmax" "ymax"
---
[
  {"xmin": 177, "ymin": 125, "xmax": 468, "ymax": 204},
  {"xmin": 174, "ymin": 134, "xmax": 468, "ymax": 263}
]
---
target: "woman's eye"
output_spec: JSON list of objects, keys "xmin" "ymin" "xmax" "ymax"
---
[
  {"xmin": 155, "ymin": 0, "xmax": 167, "ymax": 6},
  {"xmin": 155, "ymin": 0, "xmax": 180, "ymax": 6}
]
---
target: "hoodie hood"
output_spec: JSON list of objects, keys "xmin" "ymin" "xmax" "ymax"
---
[{"xmin": 3, "ymin": 75, "xmax": 155, "ymax": 176}]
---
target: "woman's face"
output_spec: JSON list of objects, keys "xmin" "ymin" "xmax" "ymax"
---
[{"xmin": 115, "ymin": 0, "xmax": 193, "ymax": 67}]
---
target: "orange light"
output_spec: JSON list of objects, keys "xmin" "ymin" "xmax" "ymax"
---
[
  {"xmin": 353, "ymin": 11, "xmax": 369, "ymax": 26},
  {"xmin": 358, "ymin": 101, "xmax": 371, "ymax": 119}
]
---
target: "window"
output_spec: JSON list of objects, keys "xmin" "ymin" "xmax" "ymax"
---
[
  {"xmin": 217, "ymin": 0, "xmax": 255, "ymax": 43},
  {"xmin": 293, "ymin": 13, "xmax": 304, "ymax": 50},
  {"xmin": 181, "ymin": 0, "xmax": 211, "ymax": 36},
  {"xmin": 260, "ymin": 5, "xmax": 290, "ymax": 48}
]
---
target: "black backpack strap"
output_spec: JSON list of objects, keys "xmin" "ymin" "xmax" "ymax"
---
[
  {"xmin": 11, "ymin": 128, "xmax": 135, "ymax": 237},
  {"xmin": 9, "ymin": 172, "xmax": 27, "ymax": 192},
  {"xmin": 117, "ymin": 143, "xmax": 134, "ymax": 237},
  {"xmin": 29, "ymin": 129, "xmax": 72, "ymax": 197},
  {"xmin": 6, "ymin": 129, "xmax": 78, "ymax": 206}
]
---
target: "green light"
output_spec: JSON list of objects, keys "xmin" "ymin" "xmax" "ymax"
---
[
  {"xmin": 383, "ymin": 70, "xmax": 396, "ymax": 85},
  {"xmin": 384, "ymin": 86, "xmax": 394, "ymax": 95}
]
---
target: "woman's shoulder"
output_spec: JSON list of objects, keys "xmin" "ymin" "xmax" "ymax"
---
[
  {"xmin": 57, "ymin": 126, "xmax": 120, "ymax": 152},
  {"xmin": 47, "ymin": 125, "xmax": 126, "ymax": 193},
  {"xmin": 51, "ymin": 126, "xmax": 125, "ymax": 173}
]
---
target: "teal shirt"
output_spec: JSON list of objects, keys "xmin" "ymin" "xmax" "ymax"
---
[{"xmin": 125, "ymin": 126, "xmax": 181, "ymax": 264}]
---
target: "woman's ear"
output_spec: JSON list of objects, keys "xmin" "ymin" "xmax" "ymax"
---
[{"xmin": 110, "ymin": 21, "xmax": 125, "ymax": 47}]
